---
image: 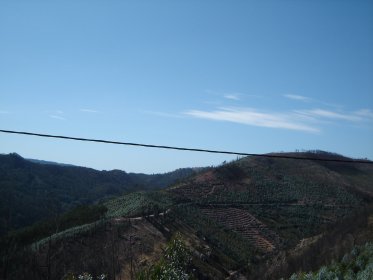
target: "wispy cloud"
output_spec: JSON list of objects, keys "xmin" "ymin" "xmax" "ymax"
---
[
  {"xmin": 355, "ymin": 109, "xmax": 373, "ymax": 119},
  {"xmin": 298, "ymin": 109, "xmax": 363, "ymax": 122},
  {"xmin": 205, "ymin": 89, "xmax": 245, "ymax": 101},
  {"xmin": 284, "ymin": 94, "xmax": 311, "ymax": 102},
  {"xmin": 284, "ymin": 94, "xmax": 343, "ymax": 109},
  {"xmin": 80, "ymin": 108, "xmax": 99, "ymax": 113},
  {"xmin": 0, "ymin": 110, "xmax": 10, "ymax": 114},
  {"xmin": 50, "ymin": 115, "xmax": 66, "ymax": 120},
  {"xmin": 224, "ymin": 94, "xmax": 240, "ymax": 101},
  {"xmin": 185, "ymin": 107, "xmax": 319, "ymax": 133}
]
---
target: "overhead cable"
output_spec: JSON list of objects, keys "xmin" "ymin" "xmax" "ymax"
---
[{"xmin": 0, "ymin": 129, "xmax": 372, "ymax": 164}]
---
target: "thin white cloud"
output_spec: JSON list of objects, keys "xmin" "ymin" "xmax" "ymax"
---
[
  {"xmin": 80, "ymin": 109, "xmax": 99, "ymax": 113},
  {"xmin": 50, "ymin": 115, "xmax": 66, "ymax": 120},
  {"xmin": 185, "ymin": 107, "xmax": 319, "ymax": 133},
  {"xmin": 0, "ymin": 110, "xmax": 10, "ymax": 114},
  {"xmin": 355, "ymin": 109, "xmax": 373, "ymax": 119},
  {"xmin": 285, "ymin": 95, "xmax": 343, "ymax": 109},
  {"xmin": 205, "ymin": 89, "xmax": 245, "ymax": 101},
  {"xmin": 284, "ymin": 94, "xmax": 311, "ymax": 102},
  {"xmin": 224, "ymin": 94, "xmax": 240, "ymax": 101},
  {"xmin": 299, "ymin": 109, "xmax": 362, "ymax": 122}
]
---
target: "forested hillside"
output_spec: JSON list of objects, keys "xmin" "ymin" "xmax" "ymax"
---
[
  {"xmin": 1, "ymin": 151, "xmax": 372, "ymax": 279},
  {"xmin": 286, "ymin": 242, "xmax": 373, "ymax": 279},
  {"xmin": 0, "ymin": 153, "xmax": 201, "ymax": 235}
]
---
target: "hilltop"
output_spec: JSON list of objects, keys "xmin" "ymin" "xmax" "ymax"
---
[{"xmin": 1, "ymin": 151, "xmax": 372, "ymax": 279}]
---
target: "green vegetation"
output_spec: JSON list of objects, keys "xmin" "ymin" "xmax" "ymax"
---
[
  {"xmin": 33, "ymin": 219, "xmax": 108, "ymax": 250},
  {"xmin": 105, "ymin": 191, "xmax": 174, "ymax": 218},
  {"xmin": 0, "ymin": 153, "xmax": 198, "ymax": 235},
  {"xmin": 286, "ymin": 242, "xmax": 373, "ymax": 280},
  {"xmin": 242, "ymin": 204, "xmax": 353, "ymax": 247},
  {"xmin": 137, "ymin": 232, "xmax": 192, "ymax": 280},
  {"xmin": 0, "ymin": 204, "xmax": 107, "ymax": 248},
  {"xmin": 166, "ymin": 205, "xmax": 255, "ymax": 270},
  {"xmin": 188, "ymin": 172, "xmax": 362, "ymax": 206},
  {"xmin": 168, "ymin": 152, "xmax": 371, "ymax": 251},
  {"xmin": 63, "ymin": 272, "xmax": 107, "ymax": 280},
  {"xmin": 0, "ymin": 151, "xmax": 372, "ymax": 279}
]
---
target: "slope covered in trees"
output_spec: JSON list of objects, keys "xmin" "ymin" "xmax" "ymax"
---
[
  {"xmin": 0, "ymin": 151, "xmax": 372, "ymax": 279},
  {"xmin": 0, "ymin": 153, "xmax": 201, "ymax": 235},
  {"xmin": 285, "ymin": 242, "xmax": 373, "ymax": 279}
]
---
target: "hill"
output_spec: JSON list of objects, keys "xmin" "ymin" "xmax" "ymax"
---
[
  {"xmin": 1, "ymin": 151, "xmax": 372, "ymax": 279},
  {"xmin": 0, "ymin": 153, "xmax": 202, "ymax": 236}
]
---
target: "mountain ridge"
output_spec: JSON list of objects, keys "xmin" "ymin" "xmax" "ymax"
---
[
  {"xmin": 0, "ymin": 153, "xmax": 204, "ymax": 235},
  {"xmin": 1, "ymin": 150, "xmax": 372, "ymax": 279}
]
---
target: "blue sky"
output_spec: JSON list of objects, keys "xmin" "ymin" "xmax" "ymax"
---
[{"xmin": 1, "ymin": 0, "xmax": 373, "ymax": 173}]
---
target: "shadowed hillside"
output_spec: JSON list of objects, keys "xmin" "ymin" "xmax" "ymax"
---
[
  {"xmin": 1, "ymin": 151, "xmax": 372, "ymax": 279},
  {"xmin": 0, "ymin": 153, "xmax": 202, "ymax": 236}
]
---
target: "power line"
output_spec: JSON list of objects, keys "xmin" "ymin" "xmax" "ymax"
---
[{"xmin": 0, "ymin": 129, "xmax": 372, "ymax": 164}]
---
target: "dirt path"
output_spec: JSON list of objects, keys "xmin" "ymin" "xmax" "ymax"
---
[{"xmin": 112, "ymin": 209, "xmax": 171, "ymax": 224}]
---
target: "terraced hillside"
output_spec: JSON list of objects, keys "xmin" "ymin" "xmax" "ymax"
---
[
  {"xmin": 163, "ymin": 151, "xmax": 373, "ymax": 278},
  {"xmin": 200, "ymin": 207, "xmax": 281, "ymax": 253},
  {"xmin": 1, "ymin": 151, "xmax": 372, "ymax": 280},
  {"xmin": 170, "ymin": 152, "xmax": 372, "ymax": 237}
]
